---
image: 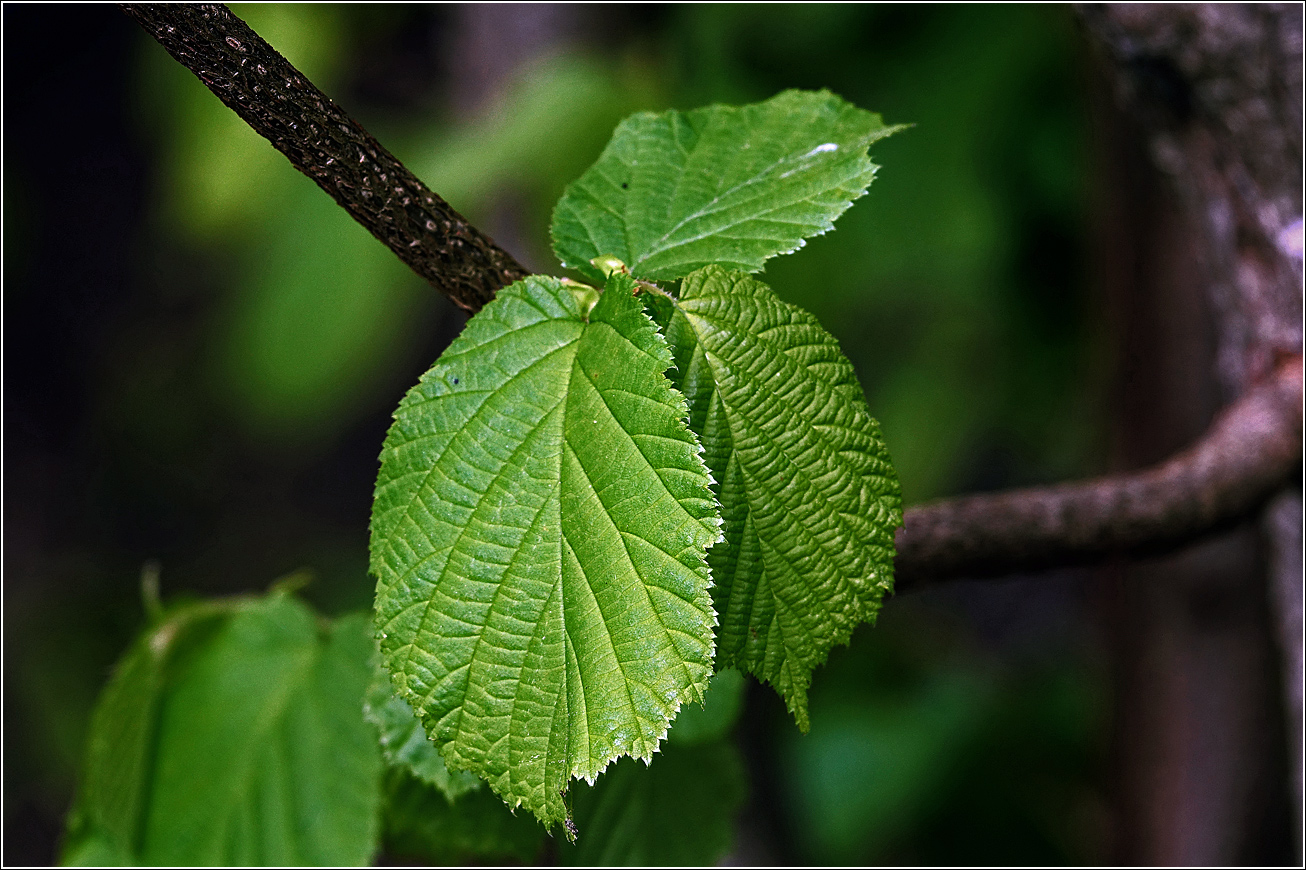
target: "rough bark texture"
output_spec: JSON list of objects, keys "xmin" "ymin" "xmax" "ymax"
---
[
  {"xmin": 896, "ymin": 355, "xmax": 1301, "ymax": 585},
  {"xmin": 121, "ymin": 3, "xmax": 529, "ymax": 313},
  {"xmin": 1078, "ymin": 3, "xmax": 1302, "ymax": 393},
  {"xmin": 1074, "ymin": 4, "xmax": 1303, "ymax": 863}
]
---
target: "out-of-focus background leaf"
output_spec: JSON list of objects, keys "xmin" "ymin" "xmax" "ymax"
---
[
  {"xmin": 5, "ymin": 4, "xmax": 1113, "ymax": 864},
  {"xmin": 61, "ymin": 593, "xmax": 382, "ymax": 866},
  {"xmin": 559, "ymin": 739, "xmax": 747, "ymax": 866}
]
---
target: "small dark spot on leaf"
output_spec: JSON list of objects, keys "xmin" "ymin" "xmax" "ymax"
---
[
  {"xmin": 620, "ymin": 182, "xmax": 629, "ymax": 189},
  {"xmin": 452, "ymin": 377, "xmax": 459, "ymax": 385}
]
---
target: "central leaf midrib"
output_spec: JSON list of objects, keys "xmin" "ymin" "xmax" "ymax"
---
[
  {"xmin": 450, "ymin": 459, "xmax": 566, "ymax": 759},
  {"xmin": 506, "ymin": 569, "xmax": 564, "ymax": 805},
  {"xmin": 559, "ymin": 525, "xmax": 646, "ymax": 768},
  {"xmin": 682, "ymin": 345, "xmax": 830, "ymax": 702},
  {"xmin": 559, "ymin": 343, "xmax": 699, "ymax": 767},
  {"xmin": 681, "ymin": 329, "xmax": 834, "ymax": 646}
]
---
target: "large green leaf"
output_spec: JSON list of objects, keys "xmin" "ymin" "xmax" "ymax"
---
[
  {"xmin": 370, "ymin": 273, "xmax": 721, "ymax": 834},
  {"xmin": 62, "ymin": 595, "xmax": 383, "ymax": 866},
  {"xmin": 558, "ymin": 739, "xmax": 747, "ymax": 866},
  {"xmin": 666, "ymin": 265, "xmax": 901, "ymax": 730},
  {"xmin": 551, "ymin": 89, "xmax": 903, "ymax": 285}
]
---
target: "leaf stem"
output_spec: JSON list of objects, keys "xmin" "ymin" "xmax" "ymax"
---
[{"xmin": 636, "ymin": 278, "xmax": 677, "ymax": 302}]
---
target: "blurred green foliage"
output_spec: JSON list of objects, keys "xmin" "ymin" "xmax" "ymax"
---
[
  {"xmin": 14, "ymin": 3, "xmax": 1110, "ymax": 865},
  {"xmin": 62, "ymin": 592, "xmax": 381, "ymax": 866},
  {"xmin": 780, "ymin": 603, "xmax": 1107, "ymax": 864},
  {"xmin": 137, "ymin": 3, "xmax": 1097, "ymax": 496},
  {"xmin": 137, "ymin": 4, "xmax": 429, "ymax": 443},
  {"xmin": 558, "ymin": 739, "xmax": 747, "ymax": 866}
]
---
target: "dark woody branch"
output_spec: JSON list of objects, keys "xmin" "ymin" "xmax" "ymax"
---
[
  {"xmin": 121, "ymin": 3, "xmax": 528, "ymax": 313},
  {"xmin": 895, "ymin": 355, "xmax": 1303, "ymax": 588}
]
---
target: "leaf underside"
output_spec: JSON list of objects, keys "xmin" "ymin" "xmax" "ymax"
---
[
  {"xmin": 370, "ymin": 274, "xmax": 721, "ymax": 832},
  {"xmin": 666, "ymin": 265, "xmax": 902, "ymax": 730},
  {"xmin": 551, "ymin": 89, "xmax": 903, "ymax": 285}
]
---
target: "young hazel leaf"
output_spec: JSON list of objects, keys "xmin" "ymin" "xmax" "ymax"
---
[
  {"xmin": 666, "ymin": 266, "xmax": 902, "ymax": 730},
  {"xmin": 370, "ymin": 274, "xmax": 722, "ymax": 835},
  {"xmin": 551, "ymin": 89, "xmax": 904, "ymax": 285}
]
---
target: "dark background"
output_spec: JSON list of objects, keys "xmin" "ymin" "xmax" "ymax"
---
[{"xmin": 3, "ymin": 3, "xmax": 1291, "ymax": 865}]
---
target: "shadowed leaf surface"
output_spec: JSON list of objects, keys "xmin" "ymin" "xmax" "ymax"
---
[
  {"xmin": 380, "ymin": 769, "xmax": 547, "ymax": 864},
  {"xmin": 667, "ymin": 266, "xmax": 901, "ymax": 728},
  {"xmin": 559, "ymin": 738, "xmax": 746, "ymax": 866}
]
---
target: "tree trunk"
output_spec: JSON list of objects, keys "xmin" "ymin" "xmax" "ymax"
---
[{"xmin": 1078, "ymin": 4, "xmax": 1302, "ymax": 862}]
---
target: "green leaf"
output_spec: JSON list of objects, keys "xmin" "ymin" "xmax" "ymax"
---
[
  {"xmin": 61, "ymin": 600, "xmax": 231, "ymax": 865},
  {"xmin": 558, "ymin": 739, "xmax": 747, "ymax": 866},
  {"xmin": 63, "ymin": 595, "xmax": 383, "ymax": 866},
  {"xmin": 551, "ymin": 89, "xmax": 904, "ymax": 285},
  {"xmin": 381, "ymin": 769, "xmax": 546, "ymax": 865},
  {"xmin": 60, "ymin": 826, "xmax": 133, "ymax": 868},
  {"xmin": 364, "ymin": 660, "xmax": 481, "ymax": 801},
  {"xmin": 666, "ymin": 266, "xmax": 902, "ymax": 730},
  {"xmin": 370, "ymin": 273, "xmax": 722, "ymax": 834}
]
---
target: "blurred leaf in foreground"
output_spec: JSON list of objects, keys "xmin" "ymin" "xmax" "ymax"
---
[{"xmin": 62, "ymin": 594, "xmax": 382, "ymax": 866}]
